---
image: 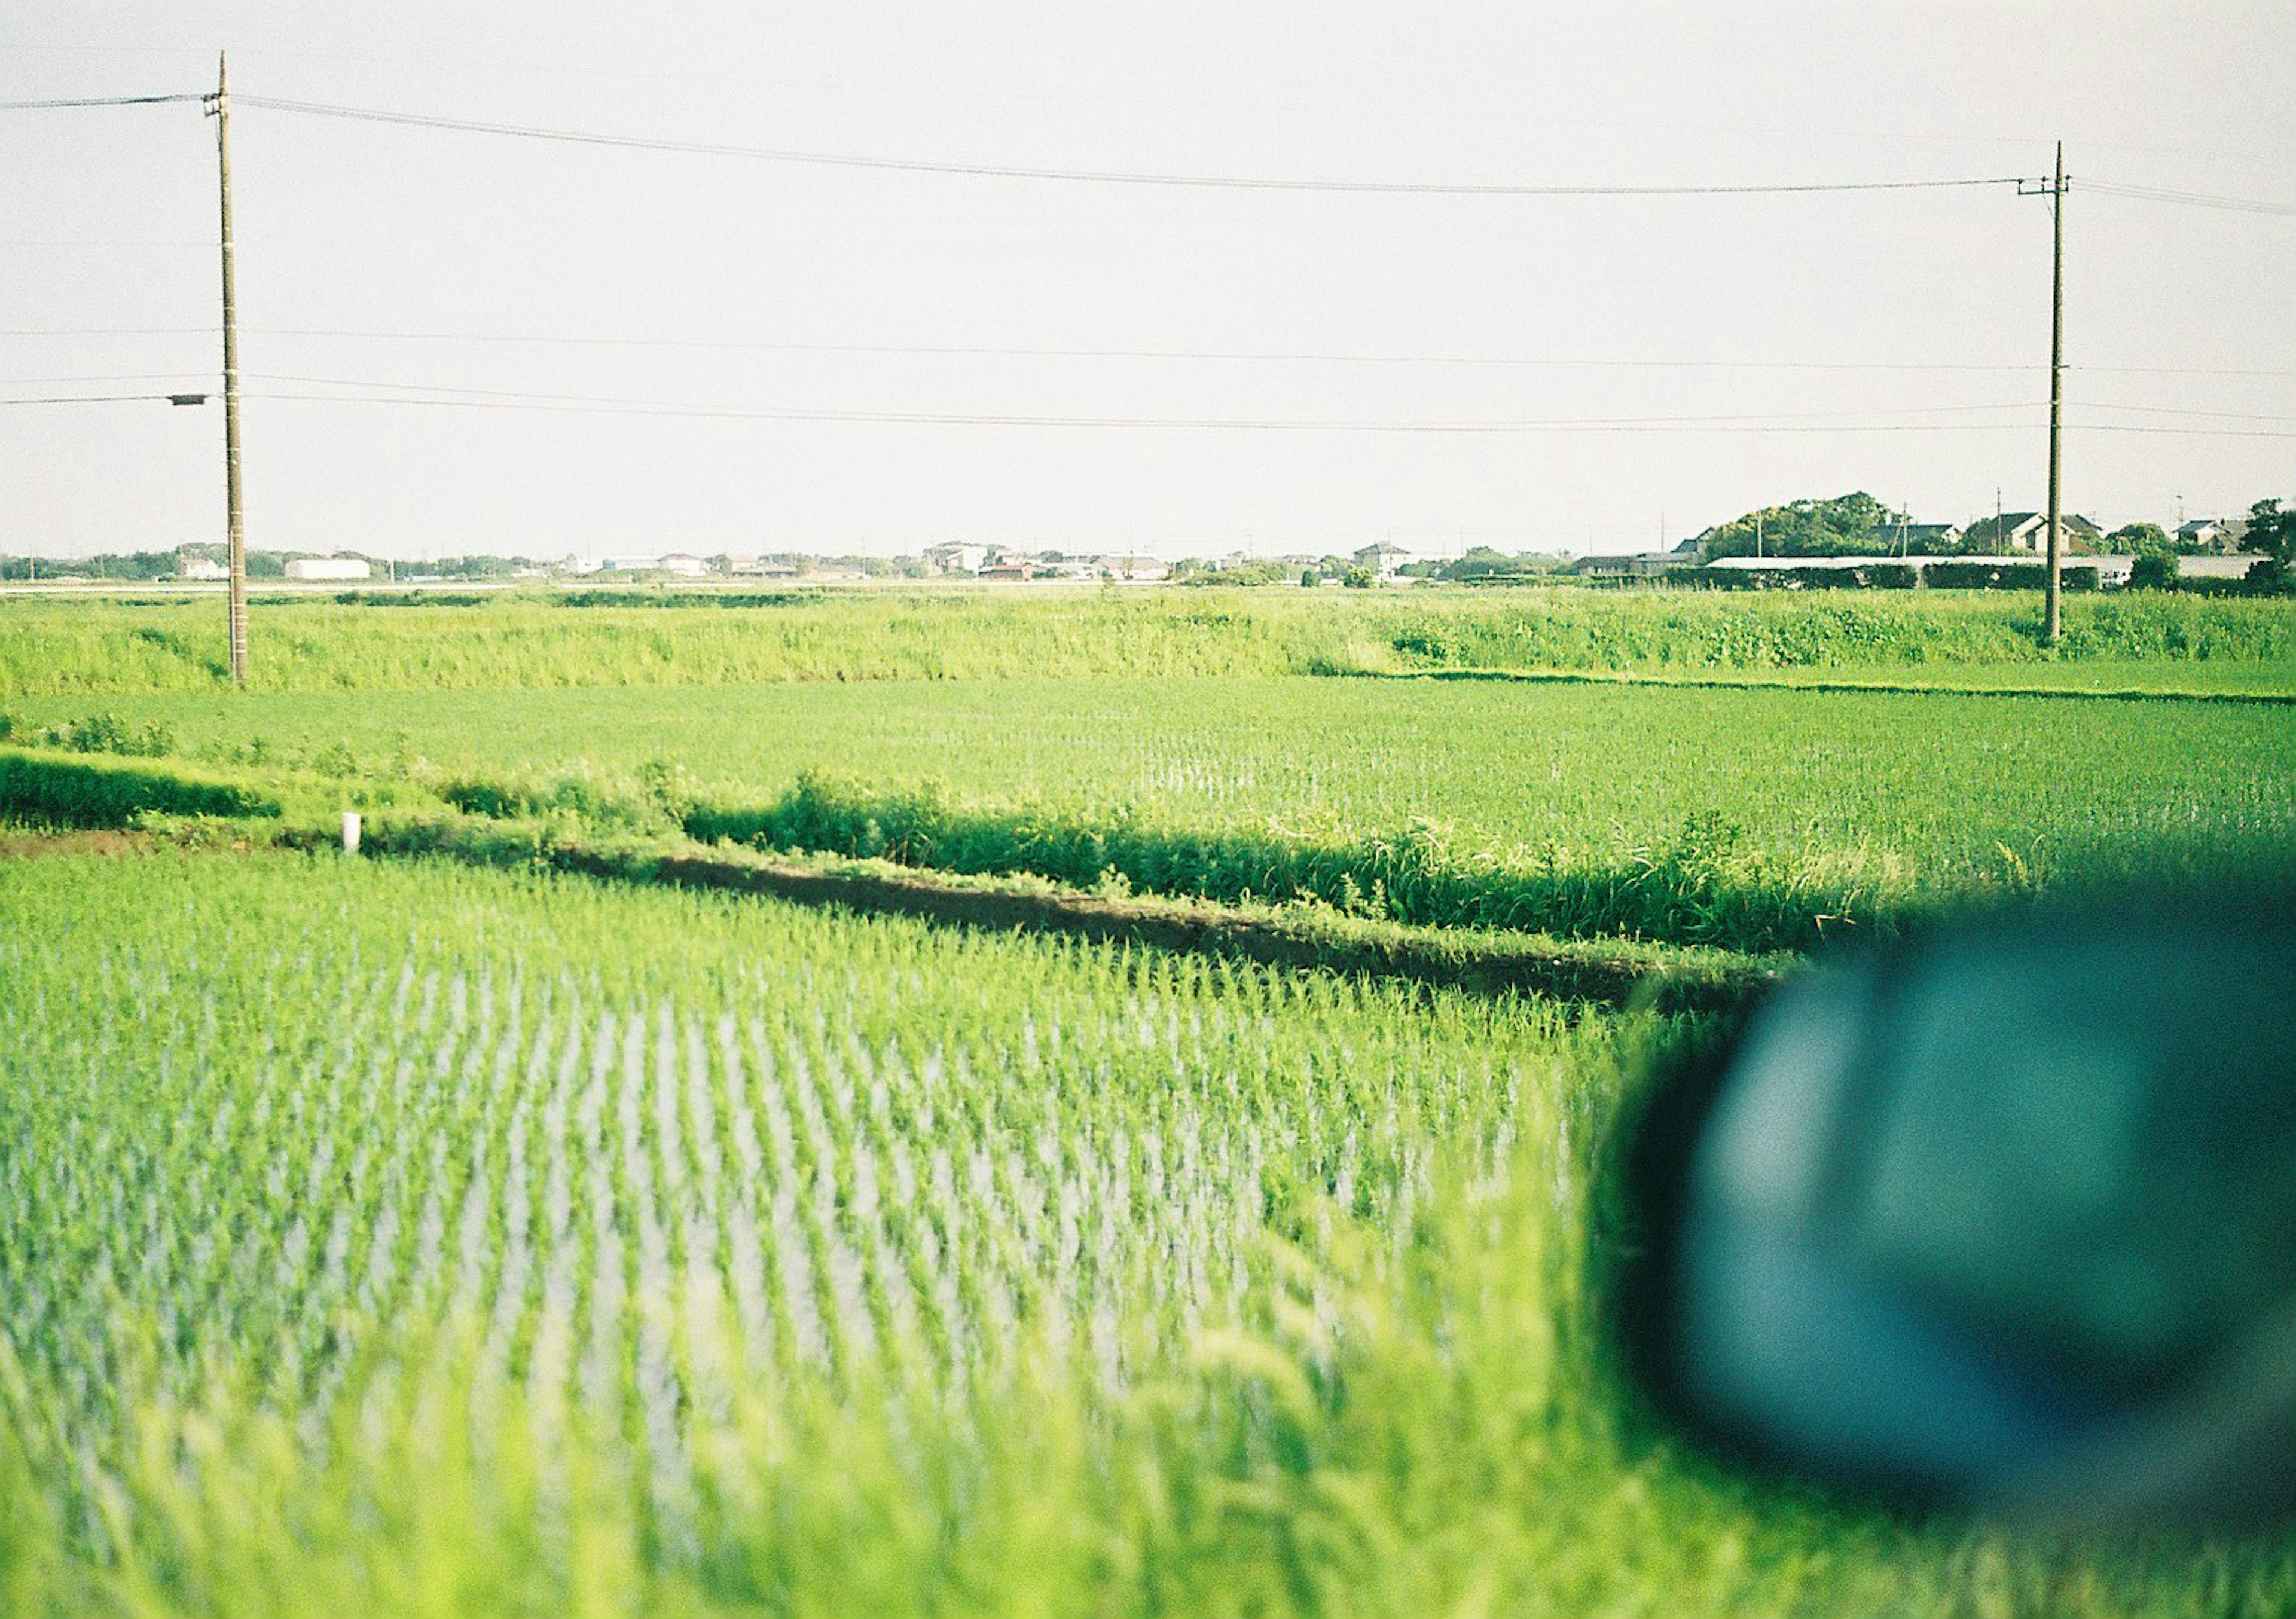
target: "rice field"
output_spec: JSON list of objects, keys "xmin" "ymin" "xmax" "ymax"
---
[
  {"xmin": 5, "ymin": 851, "xmax": 2289, "ymax": 1616},
  {"xmin": 5, "ymin": 589, "xmax": 2295, "ymax": 1614},
  {"xmin": 14, "ymin": 675, "xmax": 2295, "ymax": 939}
]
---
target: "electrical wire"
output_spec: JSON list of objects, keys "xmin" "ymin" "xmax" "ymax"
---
[
  {"xmin": 0, "ymin": 92, "xmax": 203, "ymax": 111},
  {"xmin": 0, "ymin": 393, "xmax": 190, "ymax": 405},
  {"xmin": 236, "ymin": 385, "xmax": 2049, "ymax": 432},
  {"xmin": 233, "ymin": 94, "xmax": 2039, "ymax": 197},
  {"xmin": 7, "ymin": 325, "xmax": 2292, "ymax": 380},
  {"xmin": 2081, "ymin": 178, "xmax": 2296, "ymax": 218}
]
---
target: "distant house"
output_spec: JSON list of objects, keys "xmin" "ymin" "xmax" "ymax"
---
[
  {"xmin": 923, "ymin": 542, "xmax": 991, "ymax": 575},
  {"xmin": 2176, "ymin": 517, "xmax": 2249, "ymax": 552},
  {"xmin": 1352, "ymin": 542, "xmax": 1413, "ymax": 582},
  {"xmin": 1098, "ymin": 554, "xmax": 1170, "ymax": 582},
  {"xmin": 555, "ymin": 555, "xmax": 606, "ymax": 576},
  {"xmin": 1867, "ymin": 520, "xmax": 1964, "ymax": 554},
  {"xmin": 283, "ymin": 557, "xmax": 370, "ymax": 582},
  {"xmin": 1959, "ymin": 512, "xmax": 2103, "ymax": 554},
  {"xmin": 176, "ymin": 555, "xmax": 228, "ymax": 581},
  {"xmin": 978, "ymin": 562, "xmax": 1035, "ymax": 581},
  {"xmin": 1706, "ymin": 553, "xmax": 2139, "ymax": 588},
  {"xmin": 655, "ymin": 553, "xmax": 709, "ymax": 578},
  {"xmin": 725, "ymin": 557, "xmax": 801, "ymax": 579},
  {"xmin": 1574, "ymin": 549, "xmax": 1680, "ymax": 579}
]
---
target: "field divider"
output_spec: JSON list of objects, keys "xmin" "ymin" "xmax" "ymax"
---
[
  {"xmin": 265, "ymin": 811, "xmax": 1783, "ymax": 1013},
  {"xmin": 1344, "ymin": 667, "xmax": 2296, "ymax": 704}
]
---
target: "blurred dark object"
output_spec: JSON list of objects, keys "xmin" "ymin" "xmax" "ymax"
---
[{"xmin": 1614, "ymin": 888, "xmax": 2296, "ymax": 1529}]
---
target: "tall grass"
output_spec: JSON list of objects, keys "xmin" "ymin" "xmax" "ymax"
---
[{"xmin": 7, "ymin": 589, "xmax": 2296, "ymax": 695}]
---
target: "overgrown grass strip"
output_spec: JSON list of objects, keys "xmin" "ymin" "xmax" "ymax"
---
[
  {"xmin": 0, "ymin": 746, "xmax": 281, "ymax": 828},
  {"xmin": 294, "ymin": 810, "xmax": 1777, "ymax": 1012},
  {"xmin": 686, "ymin": 775, "xmax": 1871, "ymax": 955}
]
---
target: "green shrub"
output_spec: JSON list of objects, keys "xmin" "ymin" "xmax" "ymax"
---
[
  {"xmin": 2130, "ymin": 552, "xmax": 2179, "ymax": 591},
  {"xmin": 0, "ymin": 747, "xmax": 279, "ymax": 827}
]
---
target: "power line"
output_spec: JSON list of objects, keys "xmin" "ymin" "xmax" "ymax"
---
[
  {"xmin": 0, "ymin": 92, "xmax": 202, "ymax": 111},
  {"xmin": 8, "ymin": 324, "xmax": 2294, "ymax": 379},
  {"xmin": 235, "ymin": 386, "xmax": 2051, "ymax": 432},
  {"xmin": 0, "ymin": 393, "xmax": 190, "ymax": 405},
  {"xmin": 234, "ymin": 93, "xmax": 2040, "ymax": 197},
  {"xmin": 2082, "ymin": 178, "xmax": 2296, "ymax": 218}
]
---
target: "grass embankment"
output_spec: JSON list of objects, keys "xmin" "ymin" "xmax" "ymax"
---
[
  {"xmin": 307, "ymin": 810, "xmax": 1776, "ymax": 1012},
  {"xmin": 677, "ymin": 775, "xmax": 1870, "ymax": 955},
  {"xmin": 6, "ymin": 588, "xmax": 2296, "ymax": 694},
  {"xmin": 0, "ymin": 752, "xmax": 1771, "ymax": 1010}
]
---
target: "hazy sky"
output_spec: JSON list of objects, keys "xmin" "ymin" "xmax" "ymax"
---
[{"xmin": 4, "ymin": 3, "xmax": 2291, "ymax": 560}]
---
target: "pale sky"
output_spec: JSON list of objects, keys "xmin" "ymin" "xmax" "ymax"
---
[{"xmin": 4, "ymin": 2, "xmax": 2291, "ymax": 560}]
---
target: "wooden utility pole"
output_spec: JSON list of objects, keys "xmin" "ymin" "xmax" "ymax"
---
[
  {"xmin": 2043, "ymin": 142, "xmax": 2066, "ymax": 644},
  {"xmin": 206, "ymin": 53, "xmax": 248, "ymax": 684}
]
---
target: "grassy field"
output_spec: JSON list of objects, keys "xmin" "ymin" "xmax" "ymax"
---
[
  {"xmin": 4, "ymin": 589, "xmax": 2295, "ymax": 1615},
  {"xmin": 11, "ymin": 673, "xmax": 2295, "ymax": 949},
  {"xmin": 6, "ymin": 586, "xmax": 2296, "ymax": 695},
  {"xmin": 7, "ymin": 852, "xmax": 2292, "ymax": 1617}
]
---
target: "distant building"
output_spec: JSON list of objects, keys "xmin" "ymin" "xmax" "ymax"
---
[
  {"xmin": 923, "ymin": 542, "xmax": 991, "ymax": 575},
  {"xmin": 1867, "ymin": 520, "xmax": 1965, "ymax": 554},
  {"xmin": 1352, "ymin": 542, "xmax": 1413, "ymax": 582},
  {"xmin": 725, "ymin": 557, "xmax": 801, "ymax": 579},
  {"xmin": 176, "ymin": 555, "xmax": 228, "ymax": 581},
  {"xmin": 1959, "ymin": 512, "xmax": 2103, "ymax": 554},
  {"xmin": 2178, "ymin": 552, "xmax": 2267, "ymax": 579},
  {"xmin": 2176, "ymin": 517, "xmax": 2249, "ymax": 552},
  {"xmin": 1706, "ymin": 553, "xmax": 2139, "ymax": 587},
  {"xmin": 596, "ymin": 554, "xmax": 706, "ymax": 576},
  {"xmin": 555, "ymin": 555, "xmax": 606, "ymax": 576},
  {"xmin": 1574, "ymin": 549, "xmax": 1681, "ymax": 579},
  {"xmin": 1098, "ymin": 554, "xmax": 1170, "ymax": 582},
  {"xmin": 283, "ymin": 557, "xmax": 370, "ymax": 581}
]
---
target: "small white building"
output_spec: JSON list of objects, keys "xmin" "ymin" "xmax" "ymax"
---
[
  {"xmin": 1353, "ymin": 542, "xmax": 1414, "ymax": 582},
  {"xmin": 176, "ymin": 555, "xmax": 228, "ymax": 581},
  {"xmin": 655, "ymin": 552, "xmax": 710, "ymax": 578},
  {"xmin": 283, "ymin": 557, "xmax": 371, "ymax": 581},
  {"xmin": 923, "ymin": 542, "xmax": 991, "ymax": 575}
]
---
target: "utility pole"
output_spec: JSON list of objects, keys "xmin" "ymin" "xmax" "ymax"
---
[
  {"xmin": 2022, "ymin": 145, "xmax": 2069, "ymax": 644},
  {"xmin": 205, "ymin": 53, "xmax": 248, "ymax": 685}
]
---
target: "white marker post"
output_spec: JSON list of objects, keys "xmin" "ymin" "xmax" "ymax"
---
[{"xmin": 341, "ymin": 811, "xmax": 362, "ymax": 855}]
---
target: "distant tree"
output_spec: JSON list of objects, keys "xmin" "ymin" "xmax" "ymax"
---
[
  {"xmin": 2108, "ymin": 522, "xmax": 2171, "ymax": 555},
  {"xmin": 1342, "ymin": 564, "xmax": 1377, "ymax": 589},
  {"xmin": 1700, "ymin": 493, "xmax": 1910, "ymax": 559},
  {"xmin": 1439, "ymin": 546, "xmax": 1522, "ymax": 581},
  {"xmin": 2129, "ymin": 551, "xmax": 2179, "ymax": 591},
  {"xmin": 2248, "ymin": 499, "xmax": 2296, "ymax": 566},
  {"xmin": 1299, "ymin": 568, "xmax": 1320, "ymax": 588}
]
